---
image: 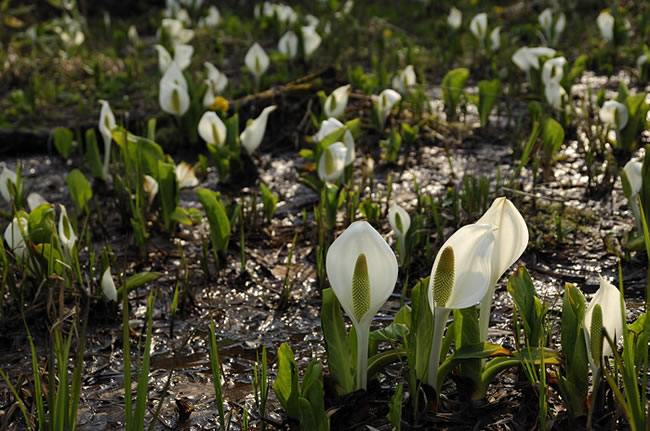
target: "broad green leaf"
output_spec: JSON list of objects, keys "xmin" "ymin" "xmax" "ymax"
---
[
  {"xmin": 410, "ymin": 278, "xmax": 433, "ymax": 381},
  {"xmin": 272, "ymin": 343, "xmax": 301, "ymax": 419},
  {"xmin": 320, "ymin": 288, "xmax": 355, "ymax": 395},
  {"xmin": 197, "ymin": 188, "xmax": 231, "ymax": 252},
  {"xmin": 28, "ymin": 203, "xmax": 55, "ymax": 245},
  {"xmin": 156, "ymin": 160, "xmax": 179, "ymax": 231},
  {"xmin": 387, "ymin": 383, "xmax": 403, "ymax": 431},
  {"xmin": 85, "ymin": 129, "xmax": 104, "ymax": 179},
  {"xmin": 53, "ymin": 127, "xmax": 74, "ymax": 159},
  {"xmin": 541, "ymin": 117, "xmax": 564, "ymax": 161},
  {"xmin": 442, "ymin": 67, "xmax": 469, "ymax": 120},
  {"xmin": 118, "ymin": 272, "xmax": 162, "ymax": 295},
  {"xmin": 66, "ymin": 169, "xmax": 92, "ymax": 213},
  {"xmin": 477, "ymin": 79, "xmax": 500, "ymax": 128}
]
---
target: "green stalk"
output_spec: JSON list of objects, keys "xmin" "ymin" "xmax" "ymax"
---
[
  {"xmin": 355, "ymin": 322, "xmax": 370, "ymax": 390},
  {"xmin": 427, "ymin": 308, "xmax": 450, "ymax": 391}
]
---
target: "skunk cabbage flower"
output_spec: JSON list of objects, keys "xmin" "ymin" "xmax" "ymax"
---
[
  {"xmin": 305, "ymin": 14, "xmax": 319, "ymax": 28},
  {"xmin": 599, "ymin": 100, "xmax": 628, "ymax": 130},
  {"xmin": 539, "ymin": 9, "xmax": 553, "ymax": 37},
  {"xmin": 318, "ymin": 142, "xmax": 347, "ymax": 183},
  {"xmin": 176, "ymin": 161, "xmax": 199, "ymax": 188},
  {"xmin": 240, "ymin": 105, "xmax": 277, "ymax": 154},
  {"xmin": 544, "ymin": 80, "xmax": 567, "ymax": 109},
  {"xmin": 373, "ymin": 89, "xmax": 402, "ymax": 130},
  {"xmin": 27, "ymin": 192, "xmax": 48, "ymax": 211},
  {"xmin": 326, "ymin": 221, "xmax": 398, "ymax": 389},
  {"xmin": 476, "ymin": 198, "xmax": 528, "ymax": 341},
  {"xmin": 0, "ymin": 165, "xmax": 17, "ymax": 203},
  {"xmin": 388, "ymin": 204, "xmax": 410, "ymax": 266},
  {"xmin": 470, "ymin": 13, "xmax": 487, "ymax": 45},
  {"xmin": 128, "ymin": 25, "xmax": 140, "ymax": 46},
  {"xmin": 489, "ymin": 26, "xmax": 501, "ymax": 50},
  {"xmin": 58, "ymin": 204, "xmax": 76, "ymax": 255},
  {"xmin": 101, "ymin": 267, "xmax": 118, "ymax": 302},
  {"xmin": 324, "ymin": 84, "xmax": 351, "ymax": 119},
  {"xmin": 541, "ymin": 56, "xmax": 566, "ymax": 85},
  {"xmin": 314, "ymin": 118, "xmax": 355, "ymax": 166},
  {"xmin": 176, "ymin": 9, "xmax": 191, "ymax": 27},
  {"xmin": 99, "ymin": 100, "xmax": 116, "ymax": 179},
  {"xmin": 392, "ymin": 65, "xmax": 416, "ymax": 95},
  {"xmin": 199, "ymin": 6, "xmax": 221, "ymax": 28},
  {"xmin": 427, "ymin": 223, "xmax": 495, "ymax": 388},
  {"xmin": 203, "ymin": 62, "xmax": 228, "ymax": 107},
  {"xmin": 278, "ymin": 31, "xmax": 298, "ymax": 59},
  {"xmin": 622, "ymin": 159, "xmax": 643, "ymax": 228},
  {"xmin": 159, "ymin": 63, "xmax": 190, "ymax": 116},
  {"xmin": 512, "ymin": 46, "xmax": 557, "ymax": 72},
  {"xmin": 161, "ymin": 18, "xmax": 194, "ymax": 45},
  {"xmin": 302, "ymin": 26, "xmax": 322, "ymax": 57},
  {"xmin": 597, "ymin": 11, "xmax": 614, "ymax": 42},
  {"xmin": 245, "ymin": 43, "xmax": 270, "ymax": 84},
  {"xmin": 4, "ymin": 216, "xmax": 28, "ymax": 261},
  {"xmin": 154, "ymin": 43, "xmax": 194, "ymax": 72},
  {"xmin": 143, "ymin": 175, "xmax": 159, "ymax": 206},
  {"xmin": 448, "ymin": 7, "xmax": 462, "ymax": 30},
  {"xmin": 198, "ymin": 111, "xmax": 227, "ymax": 147},
  {"xmin": 584, "ymin": 276, "xmax": 623, "ymax": 371}
]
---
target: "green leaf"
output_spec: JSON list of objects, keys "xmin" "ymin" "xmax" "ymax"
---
[
  {"xmin": 541, "ymin": 117, "xmax": 564, "ymax": 161},
  {"xmin": 442, "ymin": 67, "xmax": 469, "ymax": 120},
  {"xmin": 118, "ymin": 272, "xmax": 162, "ymax": 295},
  {"xmin": 477, "ymin": 79, "xmax": 500, "ymax": 128},
  {"xmin": 27, "ymin": 203, "xmax": 55, "ymax": 245},
  {"xmin": 409, "ymin": 278, "xmax": 433, "ymax": 381},
  {"xmin": 619, "ymin": 93, "xmax": 648, "ymax": 153},
  {"xmin": 370, "ymin": 322, "xmax": 409, "ymax": 342},
  {"xmin": 66, "ymin": 169, "xmax": 92, "ymax": 213},
  {"xmin": 320, "ymin": 288, "xmax": 355, "ymax": 395},
  {"xmin": 507, "ymin": 267, "xmax": 544, "ymax": 346},
  {"xmin": 272, "ymin": 343, "xmax": 301, "ymax": 419},
  {"xmin": 197, "ymin": 188, "xmax": 231, "ymax": 252},
  {"xmin": 53, "ymin": 127, "xmax": 75, "ymax": 159},
  {"xmin": 156, "ymin": 160, "xmax": 179, "ymax": 231},
  {"xmin": 387, "ymin": 383, "xmax": 403, "ymax": 431},
  {"xmin": 300, "ymin": 360, "xmax": 328, "ymax": 431},
  {"xmin": 260, "ymin": 183, "xmax": 278, "ymax": 223},
  {"xmin": 84, "ymin": 129, "xmax": 104, "ymax": 179}
]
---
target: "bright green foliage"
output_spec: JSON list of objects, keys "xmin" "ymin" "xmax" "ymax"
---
[
  {"xmin": 66, "ymin": 169, "xmax": 92, "ymax": 214},
  {"xmin": 260, "ymin": 182, "xmax": 278, "ymax": 223},
  {"xmin": 387, "ymin": 383, "xmax": 403, "ymax": 431},
  {"xmin": 53, "ymin": 127, "xmax": 75, "ymax": 159},
  {"xmin": 272, "ymin": 343, "xmax": 329, "ymax": 431},
  {"xmin": 320, "ymin": 288, "xmax": 355, "ymax": 395},
  {"xmin": 442, "ymin": 67, "xmax": 469, "ymax": 120},
  {"xmin": 477, "ymin": 79, "xmax": 500, "ymax": 127},
  {"xmin": 197, "ymin": 188, "xmax": 231, "ymax": 256},
  {"xmin": 507, "ymin": 267, "xmax": 546, "ymax": 348}
]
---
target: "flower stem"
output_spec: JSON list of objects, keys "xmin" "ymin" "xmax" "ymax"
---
[
  {"xmin": 479, "ymin": 280, "xmax": 497, "ymax": 342},
  {"xmin": 356, "ymin": 322, "xmax": 370, "ymax": 390},
  {"xmin": 427, "ymin": 308, "xmax": 450, "ymax": 390}
]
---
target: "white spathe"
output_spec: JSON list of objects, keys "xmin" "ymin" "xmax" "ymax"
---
[
  {"xmin": 599, "ymin": 100, "xmax": 629, "ymax": 130},
  {"xmin": 584, "ymin": 276, "xmax": 623, "ymax": 358},
  {"xmin": 240, "ymin": 105, "xmax": 277, "ymax": 154},
  {"xmin": 470, "ymin": 13, "xmax": 488, "ymax": 42},
  {"xmin": 159, "ymin": 63, "xmax": 190, "ymax": 116},
  {"xmin": 199, "ymin": 6, "xmax": 221, "ymax": 28},
  {"xmin": 176, "ymin": 161, "xmax": 199, "ymax": 188},
  {"xmin": 27, "ymin": 192, "xmax": 48, "ymax": 211},
  {"xmin": 314, "ymin": 118, "xmax": 355, "ymax": 166},
  {"xmin": 541, "ymin": 56, "xmax": 567, "ymax": 85},
  {"xmin": 392, "ymin": 65, "xmax": 416, "ymax": 95},
  {"xmin": 203, "ymin": 62, "xmax": 229, "ymax": 107},
  {"xmin": 101, "ymin": 267, "xmax": 118, "ymax": 302},
  {"xmin": 99, "ymin": 100, "xmax": 116, "ymax": 179},
  {"xmin": 490, "ymin": 26, "xmax": 501, "ymax": 50},
  {"xmin": 448, "ymin": 7, "xmax": 462, "ymax": 30},
  {"xmin": 428, "ymin": 223, "xmax": 496, "ymax": 311},
  {"xmin": 539, "ymin": 9, "xmax": 553, "ymax": 37},
  {"xmin": 597, "ymin": 11, "xmax": 614, "ymax": 42},
  {"xmin": 0, "ymin": 165, "xmax": 17, "ymax": 203},
  {"xmin": 388, "ymin": 204, "xmax": 410, "ymax": 265},
  {"xmin": 623, "ymin": 160, "xmax": 643, "ymax": 196},
  {"xmin": 143, "ymin": 175, "xmax": 159, "ymax": 206},
  {"xmin": 4, "ymin": 216, "xmax": 28, "ymax": 261},
  {"xmin": 58, "ymin": 204, "xmax": 77, "ymax": 255},
  {"xmin": 544, "ymin": 80, "xmax": 567, "ymax": 109},
  {"xmin": 302, "ymin": 26, "xmax": 322, "ymax": 57},
  {"xmin": 373, "ymin": 89, "xmax": 402, "ymax": 129},
  {"xmin": 245, "ymin": 43, "xmax": 270, "ymax": 81},
  {"xmin": 476, "ymin": 198, "xmax": 529, "ymax": 340},
  {"xmin": 324, "ymin": 84, "xmax": 351, "ymax": 119},
  {"xmin": 512, "ymin": 46, "xmax": 557, "ymax": 72},
  {"xmin": 198, "ymin": 111, "xmax": 227, "ymax": 147},
  {"xmin": 317, "ymin": 142, "xmax": 347, "ymax": 183},
  {"xmin": 278, "ymin": 31, "xmax": 298, "ymax": 59}
]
